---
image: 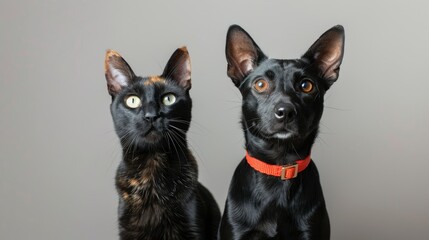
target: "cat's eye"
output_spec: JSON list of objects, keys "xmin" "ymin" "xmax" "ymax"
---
[
  {"xmin": 300, "ymin": 79, "xmax": 314, "ymax": 93},
  {"xmin": 125, "ymin": 95, "xmax": 142, "ymax": 108},
  {"xmin": 162, "ymin": 93, "xmax": 176, "ymax": 106},
  {"xmin": 254, "ymin": 79, "xmax": 269, "ymax": 93}
]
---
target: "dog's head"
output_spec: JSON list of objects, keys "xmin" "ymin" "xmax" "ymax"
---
[{"xmin": 226, "ymin": 25, "xmax": 344, "ymax": 143}]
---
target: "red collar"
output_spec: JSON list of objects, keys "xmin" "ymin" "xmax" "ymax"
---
[{"xmin": 245, "ymin": 151, "xmax": 311, "ymax": 180}]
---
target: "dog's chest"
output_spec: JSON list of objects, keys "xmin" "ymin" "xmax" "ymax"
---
[{"xmin": 257, "ymin": 175, "xmax": 296, "ymax": 200}]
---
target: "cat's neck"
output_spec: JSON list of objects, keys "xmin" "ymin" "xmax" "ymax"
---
[{"xmin": 120, "ymin": 137, "xmax": 190, "ymax": 167}]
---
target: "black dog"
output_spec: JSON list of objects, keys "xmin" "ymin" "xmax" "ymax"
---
[{"xmin": 218, "ymin": 25, "xmax": 345, "ymax": 239}]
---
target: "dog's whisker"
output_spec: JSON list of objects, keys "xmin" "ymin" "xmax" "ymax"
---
[{"xmin": 324, "ymin": 106, "xmax": 349, "ymax": 111}]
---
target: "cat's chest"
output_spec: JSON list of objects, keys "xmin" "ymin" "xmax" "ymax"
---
[
  {"xmin": 115, "ymin": 154, "xmax": 197, "ymax": 233},
  {"xmin": 116, "ymin": 153, "xmax": 198, "ymax": 206},
  {"xmin": 116, "ymin": 155, "xmax": 170, "ymax": 204}
]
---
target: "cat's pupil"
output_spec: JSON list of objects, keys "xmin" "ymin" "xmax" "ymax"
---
[{"xmin": 163, "ymin": 94, "xmax": 176, "ymax": 106}]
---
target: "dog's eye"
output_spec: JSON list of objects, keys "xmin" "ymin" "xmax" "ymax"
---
[
  {"xmin": 254, "ymin": 79, "xmax": 269, "ymax": 93},
  {"xmin": 300, "ymin": 79, "xmax": 314, "ymax": 93},
  {"xmin": 125, "ymin": 95, "xmax": 142, "ymax": 108}
]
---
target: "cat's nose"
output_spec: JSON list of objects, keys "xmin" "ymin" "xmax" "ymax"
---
[
  {"xmin": 274, "ymin": 103, "xmax": 296, "ymax": 123},
  {"xmin": 144, "ymin": 112, "xmax": 159, "ymax": 122}
]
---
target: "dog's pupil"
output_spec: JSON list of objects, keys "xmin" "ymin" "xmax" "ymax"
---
[{"xmin": 302, "ymin": 81, "xmax": 311, "ymax": 91}]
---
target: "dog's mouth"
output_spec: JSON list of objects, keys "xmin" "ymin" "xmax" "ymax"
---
[
  {"xmin": 246, "ymin": 119, "xmax": 298, "ymax": 141},
  {"xmin": 272, "ymin": 131, "xmax": 295, "ymax": 140},
  {"xmin": 259, "ymin": 129, "xmax": 297, "ymax": 141}
]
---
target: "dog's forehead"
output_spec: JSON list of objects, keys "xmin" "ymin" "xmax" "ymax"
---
[{"xmin": 255, "ymin": 59, "xmax": 303, "ymax": 78}]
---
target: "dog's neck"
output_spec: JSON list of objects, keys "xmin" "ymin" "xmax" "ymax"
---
[{"xmin": 244, "ymin": 125, "xmax": 317, "ymax": 165}]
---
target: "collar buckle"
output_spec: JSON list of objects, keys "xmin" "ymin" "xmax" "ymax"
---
[{"xmin": 281, "ymin": 164, "xmax": 299, "ymax": 180}]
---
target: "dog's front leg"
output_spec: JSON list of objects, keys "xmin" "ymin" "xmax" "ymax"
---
[
  {"xmin": 219, "ymin": 198, "xmax": 275, "ymax": 240},
  {"xmin": 289, "ymin": 204, "xmax": 330, "ymax": 240}
]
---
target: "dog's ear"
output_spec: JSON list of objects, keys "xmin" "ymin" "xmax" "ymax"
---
[
  {"xmin": 104, "ymin": 50, "xmax": 136, "ymax": 97},
  {"xmin": 226, "ymin": 25, "xmax": 267, "ymax": 87},
  {"xmin": 162, "ymin": 47, "xmax": 192, "ymax": 91},
  {"xmin": 303, "ymin": 25, "xmax": 345, "ymax": 87}
]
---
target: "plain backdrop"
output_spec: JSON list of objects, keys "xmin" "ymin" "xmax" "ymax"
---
[{"xmin": 1, "ymin": 0, "xmax": 429, "ymax": 239}]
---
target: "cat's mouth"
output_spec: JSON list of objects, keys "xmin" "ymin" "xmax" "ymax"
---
[{"xmin": 142, "ymin": 127, "xmax": 163, "ymax": 143}]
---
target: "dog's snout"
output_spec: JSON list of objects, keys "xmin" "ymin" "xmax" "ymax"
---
[{"xmin": 274, "ymin": 103, "xmax": 295, "ymax": 122}]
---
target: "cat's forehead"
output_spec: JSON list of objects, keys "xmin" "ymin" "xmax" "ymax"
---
[
  {"xmin": 143, "ymin": 76, "xmax": 166, "ymax": 86},
  {"xmin": 123, "ymin": 75, "xmax": 184, "ymax": 95},
  {"xmin": 127, "ymin": 75, "xmax": 182, "ymax": 95}
]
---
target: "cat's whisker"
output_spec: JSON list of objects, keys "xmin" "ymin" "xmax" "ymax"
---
[
  {"xmin": 168, "ymin": 125, "xmax": 188, "ymax": 136},
  {"xmin": 167, "ymin": 129, "xmax": 188, "ymax": 154},
  {"xmin": 124, "ymin": 134, "xmax": 139, "ymax": 160},
  {"xmin": 168, "ymin": 118, "xmax": 191, "ymax": 124},
  {"xmin": 169, "ymin": 118, "xmax": 208, "ymax": 133},
  {"xmin": 168, "ymin": 125, "xmax": 205, "ymax": 166},
  {"xmin": 167, "ymin": 129, "xmax": 189, "ymax": 171},
  {"xmin": 162, "ymin": 131, "xmax": 171, "ymax": 152},
  {"xmin": 166, "ymin": 131, "xmax": 181, "ymax": 162}
]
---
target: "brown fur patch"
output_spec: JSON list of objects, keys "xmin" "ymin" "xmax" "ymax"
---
[
  {"xmin": 144, "ymin": 76, "xmax": 166, "ymax": 86},
  {"xmin": 122, "ymin": 192, "xmax": 129, "ymax": 200},
  {"xmin": 117, "ymin": 153, "xmax": 168, "ymax": 207},
  {"xmin": 129, "ymin": 178, "xmax": 139, "ymax": 187},
  {"xmin": 141, "ymin": 154, "xmax": 165, "ymax": 181},
  {"xmin": 104, "ymin": 49, "xmax": 122, "ymax": 74},
  {"xmin": 104, "ymin": 49, "xmax": 136, "ymax": 95}
]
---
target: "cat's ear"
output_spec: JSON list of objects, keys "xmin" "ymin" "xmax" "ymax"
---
[
  {"xmin": 302, "ymin": 25, "xmax": 345, "ymax": 87},
  {"xmin": 162, "ymin": 47, "xmax": 191, "ymax": 91},
  {"xmin": 104, "ymin": 50, "xmax": 136, "ymax": 96},
  {"xmin": 225, "ymin": 25, "xmax": 267, "ymax": 87}
]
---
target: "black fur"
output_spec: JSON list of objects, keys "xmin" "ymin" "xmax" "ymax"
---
[
  {"xmin": 104, "ymin": 47, "xmax": 220, "ymax": 240},
  {"xmin": 219, "ymin": 25, "xmax": 345, "ymax": 239}
]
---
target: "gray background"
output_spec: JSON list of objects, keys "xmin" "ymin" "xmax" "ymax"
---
[{"xmin": 1, "ymin": 0, "xmax": 428, "ymax": 239}]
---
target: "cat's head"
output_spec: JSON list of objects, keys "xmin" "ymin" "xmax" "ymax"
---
[{"xmin": 104, "ymin": 47, "xmax": 192, "ymax": 149}]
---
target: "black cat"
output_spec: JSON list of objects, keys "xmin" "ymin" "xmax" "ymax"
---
[{"xmin": 104, "ymin": 47, "xmax": 220, "ymax": 240}]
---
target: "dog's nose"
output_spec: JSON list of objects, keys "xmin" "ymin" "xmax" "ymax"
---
[{"xmin": 275, "ymin": 103, "xmax": 295, "ymax": 122}]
